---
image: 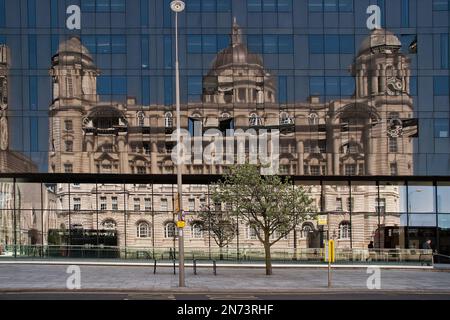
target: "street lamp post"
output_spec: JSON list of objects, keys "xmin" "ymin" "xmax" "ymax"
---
[{"xmin": 170, "ymin": 0, "xmax": 186, "ymax": 288}]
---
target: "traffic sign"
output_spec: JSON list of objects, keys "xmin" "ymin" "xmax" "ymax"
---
[{"xmin": 177, "ymin": 220, "xmax": 186, "ymax": 228}]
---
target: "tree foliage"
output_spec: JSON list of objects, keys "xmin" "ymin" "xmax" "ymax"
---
[
  {"xmin": 196, "ymin": 207, "xmax": 237, "ymax": 260},
  {"xmin": 212, "ymin": 164, "xmax": 314, "ymax": 275}
]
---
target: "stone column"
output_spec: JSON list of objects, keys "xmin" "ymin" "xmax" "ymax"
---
[
  {"xmin": 85, "ymin": 136, "xmax": 95, "ymax": 173},
  {"xmin": 151, "ymin": 141, "xmax": 158, "ymax": 174},
  {"xmin": 380, "ymin": 66, "xmax": 386, "ymax": 94},
  {"xmin": 364, "ymin": 119, "xmax": 374, "ymax": 175},
  {"xmin": 372, "ymin": 66, "xmax": 379, "ymax": 95},
  {"xmin": 357, "ymin": 71, "xmax": 363, "ymax": 97},
  {"xmin": 297, "ymin": 140, "xmax": 304, "ymax": 175},
  {"xmin": 362, "ymin": 66, "xmax": 368, "ymax": 97},
  {"xmin": 332, "ymin": 129, "xmax": 340, "ymax": 175},
  {"xmin": 405, "ymin": 69, "xmax": 410, "ymax": 94},
  {"xmin": 118, "ymin": 134, "xmax": 128, "ymax": 173}
]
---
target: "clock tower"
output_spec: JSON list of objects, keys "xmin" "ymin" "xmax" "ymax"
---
[
  {"xmin": 352, "ymin": 28, "xmax": 411, "ymax": 98},
  {"xmin": 350, "ymin": 28, "xmax": 415, "ymax": 176}
]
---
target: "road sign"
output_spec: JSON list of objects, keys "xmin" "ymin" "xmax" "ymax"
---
[
  {"xmin": 176, "ymin": 220, "xmax": 185, "ymax": 228},
  {"xmin": 317, "ymin": 215, "xmax": 328, "ymax": 226}
]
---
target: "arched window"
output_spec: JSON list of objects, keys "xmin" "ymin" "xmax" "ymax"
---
[
  {"xmin": 221, "ymin": 112, "xmax": 231, "ymax": 119},
  {"xmin": 339, "ymin": 221, "xmax": 351, "ymax": 239},
  {"xmin": 65, "ymin": 140, "xmax": 73, "ymax": 152},
  {"xmin": 137, "ymin": 221, "xmax": 150, "ymax": 238},
  {"xmin": 249, "ymin": 113, "xmax": 262, "ymax": 127},
  {"xmin": 191, "ymin": 223, "xmax": 204, "ymax": 239},
  {"xmin": 300, "ymin": 223, "xmax": 314, "ymax": 238},
  {"xmin": 280, "ymin": 112, "xmax": 293, "ymax": 125},
  {"xmin": 247, "ymin": 224, "xmax": 258, "ymax": 240},
  {"xmin": 137, "ymin": 111, "xmax": 145, "ymax": 127},
  {"xmin": 271, "ymin": 230, "xmax": 288, "ymax": 240},
  {"xmin": 164, "ymin": 222, "xmax": 176, "ymax": 238},
  {"xmin": 308, "ymin": 113, "xmax": 319, "ymax": 125},
  {"xmin": 165, "ymin": 112, "xmax": 173, "ymax": 128}
]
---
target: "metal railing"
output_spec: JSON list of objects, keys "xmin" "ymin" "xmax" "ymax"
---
[
  {"xmin": 0, "ymin": 245, "xmax": 434, "ymax": 265},
  {"xmin": 433, "ymin": 253, "xmax": 450, "ymax": 264}
]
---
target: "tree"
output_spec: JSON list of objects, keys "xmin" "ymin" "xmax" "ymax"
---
[
  {"xmin": 213, "ymin": 164, "xmax": 313, "ymax": 275},
  {"xmin": 197, "ymin": 203, "xmax": 237, "ymax": 260}
]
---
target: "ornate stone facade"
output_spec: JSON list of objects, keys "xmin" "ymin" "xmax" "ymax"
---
[{"xmin": 48, "ymin": 23, "xmax": 417, "ymax": 250}]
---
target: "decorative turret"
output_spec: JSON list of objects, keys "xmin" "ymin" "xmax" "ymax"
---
[
  {"xmin": 352, "ymin": 28, "xmax": 411, "ymax": 99},
  {"xmin": 50, "ymin": 36, "xmax": 99, "ymax": 103}
]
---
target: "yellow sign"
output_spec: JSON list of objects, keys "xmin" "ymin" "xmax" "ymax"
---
[
  {"xmin": 324, "ymin": 240, "xmax": 336, "ymax": 263},
  {"xmin": 176, "ymin": 220, "xmax": 185, "ymax": 228},
  {"xmin": 328, "ymin": 240, "xmax": 335, "ymax": 263},
  {"xmin": 317, "ymin": 215, "xmax": 328, "ymax": 226}
]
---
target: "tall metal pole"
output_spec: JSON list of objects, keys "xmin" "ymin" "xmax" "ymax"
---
[
  {"xmin": 171, "ymin": 0, "xmax": 186, "ymax": 287},
  {"xmin": 327, "ymin": 210, "xmax": 331, "ymax": 288}
]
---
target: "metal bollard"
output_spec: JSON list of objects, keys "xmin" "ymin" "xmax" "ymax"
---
[
  {"xmin": 173, "ymin": 259, "xmax": 176, "ymax": 275},
  {"xmin": 153, "ymin": 260, "xmax": 157, "ymax": 274},
  {"xmin": 193, "ymin": 259, "xmax": 197, "ymax": 275},
  {"xmin": 213, "ymin": 260, "xmax": 217, "ymax": 276}
]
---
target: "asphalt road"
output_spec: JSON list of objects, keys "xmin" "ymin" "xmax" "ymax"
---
[{"xmin": 1, "ymin": 291, "xmax": 450, "ymax": 300}]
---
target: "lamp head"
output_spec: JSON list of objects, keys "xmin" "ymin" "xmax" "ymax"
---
[{"xmin": 170, "ymin": 0, "xmax": 185, "ymax": 12}]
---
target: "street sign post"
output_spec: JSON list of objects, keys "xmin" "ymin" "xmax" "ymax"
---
[{"xmin": 326, "ymin": 239, "xmax": 335, "ymax": 288}]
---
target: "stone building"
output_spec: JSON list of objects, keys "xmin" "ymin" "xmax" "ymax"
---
[
  {"xmin": 0, "ymin": 45, "xmax": 37, "ymax": 173},
  {"xmin": 47, "ymin": 22, "xmax": 417, "ymax": 251},
  {"xmin": 0, "ymin": 45, "xmax": 57, "ymax": 249}
]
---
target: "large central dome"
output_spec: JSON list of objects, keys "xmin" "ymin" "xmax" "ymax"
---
[
  {"xmin": 202, "ymin": 18, "xmax": 276, "ymax": 104},
  {"xmin": 209, "ymin": 19, "xmax": 264, "ymax": 72}
]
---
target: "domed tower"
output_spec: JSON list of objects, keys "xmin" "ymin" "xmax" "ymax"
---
[
  {"xmin": 203, "ymin": 18, "xmax": 276, "ymax": 104},
  {"xmin": 50, "ymin": 36, "xmax": 99, "ymax": 103},
  {"xmin": 350, "ymin": 28, "xmax": 415, "ymax": 176},
  {"xmin": 49, "ymin": 36, "xmax": 99, "ymax": 173},
  {"xmin": 352, "ymin": 28, "xmax": 411, "ymax": 99}
]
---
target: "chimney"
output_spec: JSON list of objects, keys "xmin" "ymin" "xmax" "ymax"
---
[
  {"xmin": 127, "ymin": 96, "xmax": 136, "ymax": 105},
  {"xmin": 308, "ymin": 96, "xmax": 320, "ymax": 104}
]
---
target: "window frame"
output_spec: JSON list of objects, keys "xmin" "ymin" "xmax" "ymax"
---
[
  {"xmin": 137, "ymin": 221, "xmax": 150, "ymax": 238},
  {"xmin": 339, "ymin": 221, "xmax": 351, "ymax": 239},
  {"xmin": 164, "ymin": 222, "xmax": 176, "ymax": 238}
]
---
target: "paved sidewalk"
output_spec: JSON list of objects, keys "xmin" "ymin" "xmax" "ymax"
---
[
  {"xmin": 0, "ymin": 257, "xmax": 437, "ymax": 269},
  {"xmin": 0, "ymin": 264, "xmax": 449, "ymax": 292}
]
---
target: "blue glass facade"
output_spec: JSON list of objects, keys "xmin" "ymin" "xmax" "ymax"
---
[
  {"xmin": 1, "ymin": 0, "xmax": 450, "ymax": 260},
  {"xmin": 0, "ymin": 0, "xmax": 446, "ymax": 174}
]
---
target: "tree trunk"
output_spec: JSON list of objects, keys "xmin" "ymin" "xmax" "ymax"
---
[
  {"xmin": 219, "ymin": 246, "xmax": 224, "ymax": 260},
  {"xmin": 264, "ymin": 237, "xmax": 272, "ymax": 275}
]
